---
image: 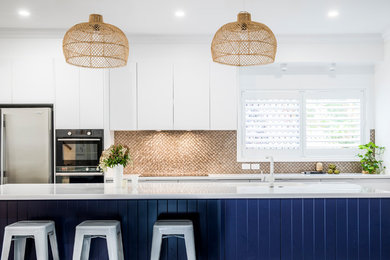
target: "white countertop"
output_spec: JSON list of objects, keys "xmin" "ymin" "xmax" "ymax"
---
[
  {"xmin": 263, "ymin": 173, "xmax": 390, "ymax": 179},
  {"xmin": 1, "ymin": 181, "xmax": 390, "ymax": 200},
  {"xmin": 137, "ymin": 173, "xmax": 390, "ymax": 181}
]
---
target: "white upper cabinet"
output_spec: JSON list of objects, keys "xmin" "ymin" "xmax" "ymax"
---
[
  {"xmin": 12, "ymin": 59, "xmax": 55, "ymax": 103},
  {"xmin": 109, "ymin": 62, "xmax": 137, "ymax": 130},
  {"xmin": 210, "ymin": 63, "xmax": 238, "ymax": 130},
  {"xmin": 54, "ymin": 58, "xmax": 80, "ymax": 129},
  {"xmin": 0, "ymin": 57, "xmax": 237, "ymax": 131},
  {"xmin": 79, "ymin": 68, "xmax": 105, "ymax": 129},
  {"xmin": 0, "ymin": 59, "xmax": 12, "ymax": 104},
  {"xmin": 138, "ymin": 62, "xmax": 173, "ymax": 130},
  {"xmin": 173, "ymin": 62, "xmax": 210, "ymax": 130}
]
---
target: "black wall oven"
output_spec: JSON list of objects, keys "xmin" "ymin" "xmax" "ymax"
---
[{"xmin": 56, "ymin": 129, "xmax": 104, "ymax": 183}]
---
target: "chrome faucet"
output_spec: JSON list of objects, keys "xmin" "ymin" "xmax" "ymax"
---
[{"xmin": 265, "ymin": 156, "xmax": 274, "ymax": 188}]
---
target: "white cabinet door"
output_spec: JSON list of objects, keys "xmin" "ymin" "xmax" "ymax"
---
[
  {"xmin": 0, "ymin": 59, "xmax": 12, "ymax": 103},
  {"xmin": 210, "ymin": 63, "xmax": 238, "ymax": 130},
  {"xmin": 12, "ymin": 59, "xmax": 55, "ymax": 103},
  {"xmin": 138, "ymin": 62, "xmax": 173, "ymax": 130},
  {"xmin": 79, "ymin": 68, "xmax": 105, "ymax": 129},
  {"xmin": 109, "ymin": 62, "xmax": 137, "ymax": 130},
  {"xmin": 54, "ymin": 58, "xmax": 80, "ymax": 129},
  {"xmin": 174, "ymin": 62, "xmax": 210, "ymax": 130}
]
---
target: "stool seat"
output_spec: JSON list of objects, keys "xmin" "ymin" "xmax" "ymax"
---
[
  {"xmin": 5, "ymin": 220, "xmax": 55, "ymax": 234},
  {"xmin": 6, "ymin": 220, "xmax": 54, "ymax": 228},
  {"xmin": 154, "ymin": 220, "xmax": 194, "ymax": 235},
  {"xmin": 77, "ymin": 220, "xmax": 120, "ymax": 228},
  {"xmin": 154, "ymin": 219, "xmax": 193, "ymax": 227},
  {"xmin": 73, "ymin": 220, "xmax": 124, "ymax": 260},
  {"xmin": 151, "ymin": 219, "xmax": 196, "ymax": 260},
  {"xmin": 1, "ymin": 220, "xmax": 59, "ymax": 260}
]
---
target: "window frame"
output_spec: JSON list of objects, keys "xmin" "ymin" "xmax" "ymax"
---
[
  {"xmin": 237, "ymin": 88, "xmax": 367, "ymax": 162},
  {"xmin": 239, "ymin": 90, "xmax": 303, "ymax": 161}
]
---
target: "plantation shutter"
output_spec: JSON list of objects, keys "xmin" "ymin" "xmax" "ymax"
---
[
  {"xmin": 244, "ymin": 92, "xmax": 300, "ymax": 150},
  {"xmin": 305, "ymin": 92, "xmax": 363, "ymax": 149}
]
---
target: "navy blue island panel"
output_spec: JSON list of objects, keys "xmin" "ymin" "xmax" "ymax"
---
[
  {"xmin": 0, "ymin": 199, "xmax": 390, "ymax": 260},
  {"xmin": 0, "ymin": 200, "xmax": 221, "ymax": 260},
  {"xmin": 221, "ymin": 199, "xmax": 390, "ymax": 260}
]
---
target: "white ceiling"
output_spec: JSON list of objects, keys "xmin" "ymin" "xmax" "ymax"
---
[{"xmin": 0, "ymin": 0, "xmax": 390, "ymax": 35}]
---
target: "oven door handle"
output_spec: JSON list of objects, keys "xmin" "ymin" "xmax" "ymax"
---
[
  {"xmin": 56, "ymin": 172, "xmax": 104, "ymax": 176},
  {"xmin": 57, "ymin": 138, "xmax": 101, "ymax": 141}
]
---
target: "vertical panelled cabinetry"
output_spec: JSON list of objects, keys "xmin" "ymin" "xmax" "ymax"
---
[
  {"xmin": 54, "ymin": 58, "xmax": 105, "ymax": 129},
  {"xmin": 137, "ymin": 62, "xmax": 174, "ymax": 130},
  {"xmin": 173, "ymin": 62, "xmax": 210, "ymax": 130},
  {"xmin": 79, "ymin": 68, "xmax": 104, "ymax": 129},
  {"xmin": 109, "ymin": 62, "xmax": 137, "ymax": 130},
  {"xmin": 109, "ymin": 61, "xmax": 237, "ymax": 131},
  {"xmin": 0, "ymin": 58, "xmax": 105, "ymax": 130},
  {"xmin": 0, "ymin": 58, "xmax": 237, "ymax": 131},
  {"xmin": 210, "ymin": 63, "xmax": 238, "ymax": 130},
  {"xmin": 0, "ymin": 58, "xmax": 55, "ymax": 104},
  {"xmin": 12, "ymin": 59, "xmax": 55, "ymax": 104},
  {"xmin": 0, "ymin": 59, "xmax": 12, "ymax": 103},
  {"xmin": 54, "ymin": 59, "xmax": 80, "ymax": 129}
]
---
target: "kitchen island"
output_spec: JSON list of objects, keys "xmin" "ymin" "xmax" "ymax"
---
[{"xmin": 1, "ymin": 182, "xmax": 390, "ymax": 260}]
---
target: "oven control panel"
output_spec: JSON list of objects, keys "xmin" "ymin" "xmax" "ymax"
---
[
  {"xmin": 58, "ymin": 129, "xmax": 103, "ymax": 138},
  {"xmin": 56, "ymin": 166, "xmax": 101, "ymax": 173}
]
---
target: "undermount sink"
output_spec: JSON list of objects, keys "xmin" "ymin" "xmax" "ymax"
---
[
  {"xmin": 261, "ymin": 182, "xmax": 305, "ymax": 187},
  {"xmin": 236, "ymin": 182, "xmax": 365, "ymax": 194},
  {"xmin": 236, "ymin": 182, "xmax": 306, "ymax": 193}
]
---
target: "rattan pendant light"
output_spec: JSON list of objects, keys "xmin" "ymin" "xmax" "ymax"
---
[
  {"xmin": 63, "ymin": 14, "xmax": 129, "ymax": 68},
  {"xmin": 211, "ymin": 11, "xmax": 277, "ymax": 66}
]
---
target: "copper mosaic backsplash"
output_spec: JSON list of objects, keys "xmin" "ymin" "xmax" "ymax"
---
[{"xmin": 114, "ymin": 131, "xmax": 362, "ymax": 176}]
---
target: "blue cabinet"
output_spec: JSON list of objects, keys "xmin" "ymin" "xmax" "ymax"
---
[
  {"xmin": 0, "ymin": 198, "xmax": 389, "ymax": 260},
  {"xmin": 221, "ymin": 199, "xmax": 390, "ymax": 260}
]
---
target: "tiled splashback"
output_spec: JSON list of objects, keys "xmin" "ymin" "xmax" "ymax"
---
[{"xmin": 114, "ymin": 131, "xmax": 362, "ymax": 176}]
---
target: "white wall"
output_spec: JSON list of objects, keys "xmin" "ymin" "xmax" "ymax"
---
[
  {"xmin": 276, "ymin": 35, "xmax": 383, "ymax": 63},
  {"xmin": 0, "ymin": 38, "xmax": 62, "ymax": 58},
  {"xmin": 375, "ymin": 40, "xmax": 390, "ymax": 170},
  {"xmin": 115, "ymin": 34, "xmax": 386, "ymax": 64}
]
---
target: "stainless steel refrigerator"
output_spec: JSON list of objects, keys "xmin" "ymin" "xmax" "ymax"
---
[{"xmin": 0, "ymin": 107, "xmax": 53, "ymax": 184}]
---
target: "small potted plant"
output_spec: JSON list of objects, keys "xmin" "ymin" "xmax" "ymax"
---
[
  {"xmin": 357, "ymin": 142, "xmax": 385, "ymax": 174},
  {"xmin": 99, "ymin": 144, "xmax": 132, "ymax": 187}
]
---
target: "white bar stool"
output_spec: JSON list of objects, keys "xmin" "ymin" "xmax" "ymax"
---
[
  {"xmin": 72, "ymin": 220, "xmax": 124, "ymax": 260},
  {"xmin": 150, "ymin": 219, "xmax": 196, "ymax": 260},
  {"xmin": 1, "ymin": 220, "xmax": 59, "ymax": 260}
]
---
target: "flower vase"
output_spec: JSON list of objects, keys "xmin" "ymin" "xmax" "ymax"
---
[{"xmin": 113, "ymin": 165, "xmax": 124, "ymax": 188}]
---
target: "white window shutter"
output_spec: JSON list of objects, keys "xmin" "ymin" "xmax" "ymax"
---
[
  {"xmin": 244, "ymin": 98, "xmax": 300, "ymax": 150},
  {"xmin": 305, "ymin": 99, "xmax": 362, "ymax": 149}
]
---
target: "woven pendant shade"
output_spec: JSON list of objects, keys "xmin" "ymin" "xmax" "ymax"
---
[
  {"xmin": 63, "ymin": 14, "xmax": 129, "ymax": 68},
  {"xmin": 211, "ymin": 12, "xmax": 277, "ymax": 66}
]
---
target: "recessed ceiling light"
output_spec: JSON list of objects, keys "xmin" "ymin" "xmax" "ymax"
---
[
  {"xmin": 175, "ymin": 10, "xmax": 185, "ymax": 17},
  {"xmin": 18, "ymin": 9, "xmax": 31, "ymax": 17},
  {"xmin": 327, "ymin": 10, "xmax": 339, "ymax": 18}
]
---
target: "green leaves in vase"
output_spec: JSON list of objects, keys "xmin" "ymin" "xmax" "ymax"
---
[
  {"xmin": 99, "ymin": 144, "xmax": 132, "ymax": 171},
  {"xmin": 357, "ymin": 142, "xmax": 385, "ymax": 174}
]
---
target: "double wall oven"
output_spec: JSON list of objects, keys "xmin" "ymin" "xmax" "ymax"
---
[{"xmin": 56, "ymin": 129, "xmax": 104, "ymax": 183}]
